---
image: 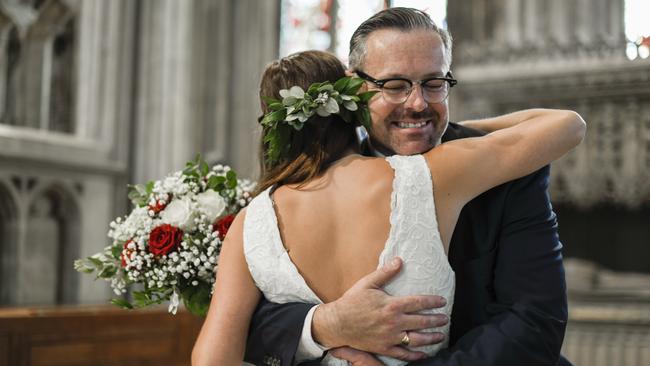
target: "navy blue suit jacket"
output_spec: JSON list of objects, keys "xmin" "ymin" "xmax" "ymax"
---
[{"xmin": 244, "ymin": 123, "xmax": 571, "ymax": 366}]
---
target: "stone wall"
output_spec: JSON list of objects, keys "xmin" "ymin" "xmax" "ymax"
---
[
  {"xmin": 0, "ymin": 0, "xmax": 279, "ymax": 306},
  {"xmin": 448, "ymin": 0, "xmax": 650, "ymax": 208}
]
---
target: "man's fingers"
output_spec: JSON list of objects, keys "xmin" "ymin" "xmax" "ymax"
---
[
  {"xmin": 400, "ymin": 331, "xmax": 446, "ymax": 348},
  {"xmin": 397, "ymin": 313, "xmax": 449, "ymax": 331},
  {"xmin": 330, "ymin": 347, "xmax": 385, "ymax": 366},
  {"xmin": 392, "ymin": 295, "xmax": 447, "ymax": 313},
  {"xmin": 383, "ymin": 346, "xmax": 428, "ymax": 362},
  {"xmin": 351, "ymin": 257, "xmax": 402, "ymax": 290}
]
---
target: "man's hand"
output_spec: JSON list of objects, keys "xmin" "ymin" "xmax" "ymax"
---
[
  {"xmin": 312, "ymin": 257, "xmax": 448, "ymax": 361},
  {"xmin": 330, "ymin": 347, "xmax": 385, "ymax": 366}
]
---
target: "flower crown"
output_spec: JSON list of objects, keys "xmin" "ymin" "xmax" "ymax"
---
[{"xmin": 260, "ymin": 76, "xmax": 377, "ymax": 165}]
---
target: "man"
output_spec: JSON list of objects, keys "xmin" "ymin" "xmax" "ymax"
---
[{"xmin": 245, "ymin": 7, "xmax": 571, "ymax": 366}]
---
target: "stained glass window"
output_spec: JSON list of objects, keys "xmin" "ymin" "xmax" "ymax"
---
[
  {"xmin": 625, "ymin": 0, "xmax": 650, "ymax": 60},
  {"xmin": 280, "ymin": 0, "xmax": 448, "ymax": 65},
  {"xmin": 334, "ymin": 0, "xmax": 387, "ymax": 65},
  {"xmin": 280, "ymin": 0, "xmax": 333, "ymax": 58}
]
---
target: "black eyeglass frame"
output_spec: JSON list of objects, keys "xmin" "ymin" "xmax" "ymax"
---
[{"xmin": 354, "ymin": 70, "xmax": 458, "ymax": 101}]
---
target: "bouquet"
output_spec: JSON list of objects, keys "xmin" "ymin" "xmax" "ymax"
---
[{"xmin": 75, "ymin": 155, "xmax": 255, "ymax": 316}]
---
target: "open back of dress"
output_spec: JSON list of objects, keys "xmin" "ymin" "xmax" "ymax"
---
[{"xmin": 243, "ymin": 155, "xmax": 455, "ymax": 366}]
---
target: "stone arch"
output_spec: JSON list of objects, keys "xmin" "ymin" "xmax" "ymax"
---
[
  {"xmin": 21, "ymin": 181, "xmax": 80, "ymax": 305},
  {"xmin": 26, "ymin": 0, "xmax": 75, "ymax": 39},
  {"xmin": 0, "ymin": 179, "xmax": 20, "ymax": 304},
  {"xmin": 0, "ymin": 7, "xmax": 16, "ymax": 124},
  {"xmin": 3, "ymin": 0, "xmax": 76, "ymax": 130},
  {"xmin": 28, "ymin": 0, "xmax": 76, "ymax": 131}
]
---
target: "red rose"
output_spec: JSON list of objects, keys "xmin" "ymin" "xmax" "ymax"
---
[
  {"xmin": 213, "ymin": 215, "xmax": 235, "ymax": 240},
  {"xmin": 120, "ymin": 239, "xmax": 135, "ymax": 267},
  {"xmin": 148, "ymin": 224, "xmax": 183, "ymax": 256}
]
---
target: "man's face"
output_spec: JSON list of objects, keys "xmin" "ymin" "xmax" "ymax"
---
[{"xmin": 360, "ymin": 29, "xmax": 450, "ymax": 156}]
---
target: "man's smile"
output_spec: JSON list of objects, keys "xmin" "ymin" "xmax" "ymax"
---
[{"xmin": 394, "ymin": 120, "xmax": 430, "ymax": 129}]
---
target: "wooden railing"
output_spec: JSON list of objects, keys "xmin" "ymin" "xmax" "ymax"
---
[
  {"xmin": 0, "ymin": 305, "xmax": 203, "ymax": 366},
  {"xmin": 7, "ymin": 299, "xmax": 649, "ymax": 366}
]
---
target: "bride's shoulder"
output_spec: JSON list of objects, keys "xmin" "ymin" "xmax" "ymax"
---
[
  {"xmin": 334, "ymin": 155, "xmax": 392, "ymax": 180},
  {"xmin": 332, "ymin": 156, "xmax": 394, "ymax": 197}
]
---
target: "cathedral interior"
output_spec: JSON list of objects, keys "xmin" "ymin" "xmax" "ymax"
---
[{"xmin": 1, "ymin": 0, "xmax": 649, "ymax": 365}]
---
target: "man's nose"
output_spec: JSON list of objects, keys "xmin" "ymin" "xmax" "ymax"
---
[{"xmin": 403, "ymin": 84, "xmax": 427, "ymax": 112}]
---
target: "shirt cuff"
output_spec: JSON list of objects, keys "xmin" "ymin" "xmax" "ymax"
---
[{"xmin": 295, "ymin": 305, "xmax": 331, "ymax": 363}]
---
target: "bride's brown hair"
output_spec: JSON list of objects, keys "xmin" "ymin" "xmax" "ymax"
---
[{"xmin": 255, "ymin": 50, "xmax": 359, "ymax": 194}]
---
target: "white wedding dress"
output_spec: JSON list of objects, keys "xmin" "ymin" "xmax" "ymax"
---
[{"xmin": 243, "ymin": 155, "xmax": 455, "ymax": 365}]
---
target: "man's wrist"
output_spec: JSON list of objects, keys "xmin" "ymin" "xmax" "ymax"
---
[
  {"xmin": 312, "ymin": 302, "xmax": 344, "ymax": 349},
  {"xmin": 296, "ymin": 305, "xmax": 330, "ymax": 363}
]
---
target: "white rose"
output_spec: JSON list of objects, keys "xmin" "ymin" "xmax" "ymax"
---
[
  {"xmin": 160, "ymin": 198, "xmax": 195, "ymax": 231},
  {"xmin": 195, "ymin": 189, "xmax": 227, "ymax": 222}
]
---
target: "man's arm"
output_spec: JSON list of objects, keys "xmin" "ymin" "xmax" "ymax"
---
[
  {"xmin": 410, "ymin": 166, "xmax": 570, "ymax": 366},
  {"xmin": 244, "ymin": 258, "xmax": 448, "ymax": 365},
  {"xmin": 243, "ymin": 298, "xmax": 314, "ymax": 365}
]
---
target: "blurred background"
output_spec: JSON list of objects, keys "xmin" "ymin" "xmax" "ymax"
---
[{"xmin": 0, "ymin": 0, "xmax": 649, "ymax": 365}]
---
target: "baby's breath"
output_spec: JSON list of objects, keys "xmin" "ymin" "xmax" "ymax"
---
[{"xmin": 75, "ymin": 155, "xmax": 255, "ymax": 316}]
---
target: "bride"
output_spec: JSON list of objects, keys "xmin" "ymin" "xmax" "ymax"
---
[{"xmin": 191, "ymin": 50, "xmax": 585, "ymax": 365}]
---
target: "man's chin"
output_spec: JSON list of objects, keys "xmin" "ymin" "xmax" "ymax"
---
[
  {"xmin": 368, "ymin": 137, "xmax": 439, "ymax": 156},
  {"xmin": 393, "ymin": 140, "xmax": 438, "ymax": 155}
]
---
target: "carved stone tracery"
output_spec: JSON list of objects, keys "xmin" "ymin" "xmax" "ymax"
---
[
  {"xmin": 0, "ymin": 0, "xmax": 76, "ymax": 132},
  {"xmin": 448, "ymin": 0, "xmax": 650, "ymax": 207},
  {"xmin": 0, "ymin": 174, "xmax": 81, "ymax": 306}
]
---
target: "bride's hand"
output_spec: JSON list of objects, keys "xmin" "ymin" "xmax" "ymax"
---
[
  {"xmin": 330, "ymin": 347, "xmax": 385, "ymax": 366},
  {"xmin": 311, "ymin": 257, "xmax": 447, "ymax": 361}
]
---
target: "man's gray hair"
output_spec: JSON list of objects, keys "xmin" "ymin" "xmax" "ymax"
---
[{"xmin": 348, "ymin": 7, "xmax": 453, "ymax": 71}]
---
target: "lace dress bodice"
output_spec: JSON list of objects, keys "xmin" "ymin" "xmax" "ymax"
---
[{"xmin": 243, "ymin": 155, "xmax": 455, "ymax": 365}]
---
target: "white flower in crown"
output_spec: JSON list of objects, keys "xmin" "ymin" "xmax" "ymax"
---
[
  {"xmin": 280, "ymin": 85, "xmax": 305, "ymax": 99},
  {"xmin": 281, "ymin": 86, "xmax": 311, "ymax": 126},
  {"xmin": 314, "ymin": 91, "xmax": 340, "ymax": 117},
  {"xmin": 314, "ymin": 92, "xmax": 329, "ymax": 104},
  {"xmin": 195, "ymin": 189, "xmax": 227, "ymax": 222},
  {"xmin": 160, "ymin": 197, "xmax": 196, "ymax": 231}
]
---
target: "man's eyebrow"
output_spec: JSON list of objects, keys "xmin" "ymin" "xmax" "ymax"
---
[
  {"xmin": 422, "ymin": 72, "xmax": 447, "ymax": 78},
  {"xmin": 376, "ymin": 71, "xmax": 446, "ymax": 79}
]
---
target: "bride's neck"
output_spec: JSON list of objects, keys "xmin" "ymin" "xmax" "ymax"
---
[{"xmin": 330, "ymin": 148, "xmax": 361, "ymax": 165}]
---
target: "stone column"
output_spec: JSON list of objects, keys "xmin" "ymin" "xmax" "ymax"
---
[
  {"xmin": 133, "ymin": 0, "xmax": 197, "ymax": 183},
  {"xmin": 449, "ymin": 0, "xmax": 627, "ymax": 65},
  {"xmin": 228, "ymin": 0, "xmax": 279, "ymax": 179},
  {"xmin": 132, "ymin": 0, "xmax": 279, "ymax": 182},
  {"xmin": 0, "ymin": 10, "xmax": 11, "ymax": 119},
  {"xmin": 548, "ymin": 0, "xmax": 571, "ymax": 49}
]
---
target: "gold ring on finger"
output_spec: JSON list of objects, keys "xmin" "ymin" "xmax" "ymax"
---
[{"xmin": 400, "ymin": 332, "xmax": 411, "ymax": 346}]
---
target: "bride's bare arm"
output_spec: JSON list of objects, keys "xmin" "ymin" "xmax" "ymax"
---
[
  {"xmin": 192, "ymin": 209, "xmax": 261, "ymax": 366},
  {"xmin": 456, "ymin": 112, "xmax": 535, "ymax": 133},
  {"xmin": 426, "ymin": 109, "xmax": 586, "ymax": 204}
]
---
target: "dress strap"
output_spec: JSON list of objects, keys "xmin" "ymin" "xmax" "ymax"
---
[{"xmin": 380, "ymin": 155, "xmax": 442, "ymax": 262}]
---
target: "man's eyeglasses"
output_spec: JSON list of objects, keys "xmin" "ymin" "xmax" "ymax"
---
[{"xmin": 354, "ymin": 70, "xmax": 457, "ymax": 104}]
